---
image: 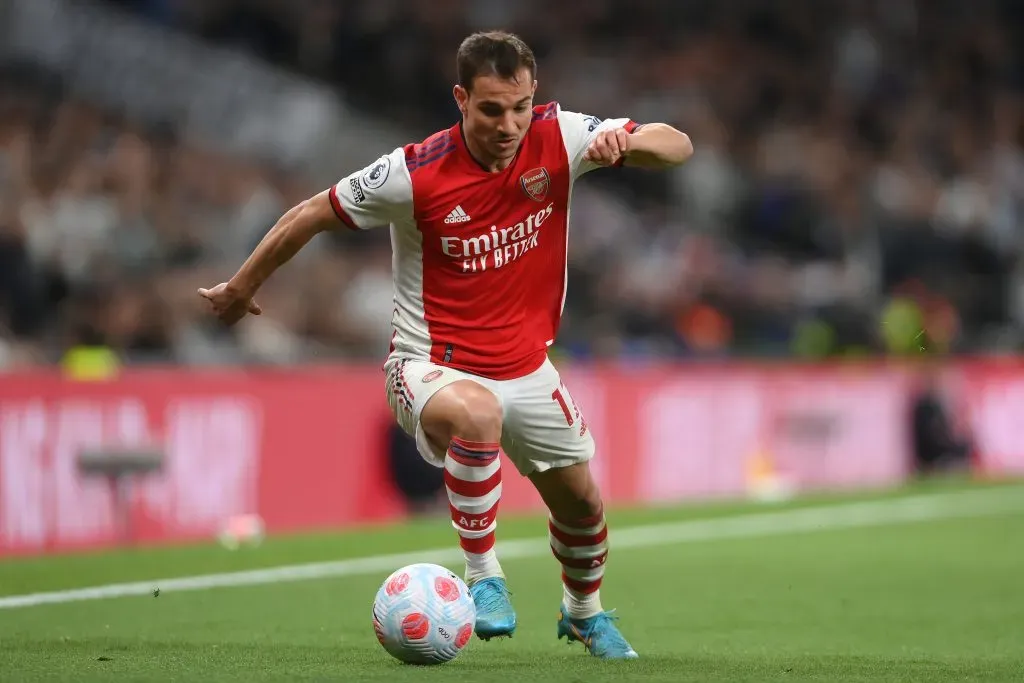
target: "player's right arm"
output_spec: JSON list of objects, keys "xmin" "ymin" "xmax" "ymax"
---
[{"xmin": 198, "ymin": 148, "xmax": 412, "ymax": 325}]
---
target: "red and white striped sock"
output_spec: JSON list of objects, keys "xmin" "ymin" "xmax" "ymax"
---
[
  {"xmin": 549, "ymin": 510, "xmax": 608, "ymax": 619},
  {"xmin": 444, "ymin": 437, "xmax": 503, "ymax": 585}
]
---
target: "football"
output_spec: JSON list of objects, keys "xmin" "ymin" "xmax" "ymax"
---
[{"xmin": 371, "ymin": 563, "xmax": 476, "ymax": 665}]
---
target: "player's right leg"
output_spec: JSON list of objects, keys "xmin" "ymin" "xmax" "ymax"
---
[{"xmin": 384, "ymin": 359, "xmax": 516, "ymax": 640}]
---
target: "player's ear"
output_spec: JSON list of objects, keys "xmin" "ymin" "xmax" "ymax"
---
[{"xmin": 453, "ymin": 84, "xmax": 469, "ymax": 115}]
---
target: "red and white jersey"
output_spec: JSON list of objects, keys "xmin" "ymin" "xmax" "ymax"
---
[{"xmin": 329, "ymin": 102, "xmax": 641, "ymax": 380}]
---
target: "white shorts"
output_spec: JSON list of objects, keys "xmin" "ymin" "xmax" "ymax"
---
[{"xmin": 384, "ymin": 356, "xmax": 595, "ymax": 476}]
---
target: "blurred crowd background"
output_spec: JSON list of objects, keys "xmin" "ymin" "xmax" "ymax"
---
[{"xmin": 0, "ymin": 0, "xmax": 1021, "ymax": 371}]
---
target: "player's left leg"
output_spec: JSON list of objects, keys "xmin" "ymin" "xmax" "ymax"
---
[
  {"xmin": 531, "ymin": 463, "xmax": 638, "ymax": 660},
  {"xmin": 501, "ymin": 359, "xmax": 638, "ymax": 659}
]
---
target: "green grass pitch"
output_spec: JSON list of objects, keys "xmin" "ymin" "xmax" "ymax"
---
[{"xmin": 1, "ymin": 478, "xmax": 1022, "ymax": 682}]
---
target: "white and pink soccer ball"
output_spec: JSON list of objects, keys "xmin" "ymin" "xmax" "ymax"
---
[{"xmin": 372, "ymin": 563, "xmax": 476, "ymax": 665}]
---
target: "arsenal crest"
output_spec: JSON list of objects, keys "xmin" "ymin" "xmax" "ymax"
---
[{"xmin": 520, "ymin": 167, "xmax": 550, "ymax": 202}]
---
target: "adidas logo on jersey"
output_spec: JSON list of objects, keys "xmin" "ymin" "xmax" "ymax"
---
[{"xmin": 444, "ymin": 205, "xmax": 471, "ymax": 224}]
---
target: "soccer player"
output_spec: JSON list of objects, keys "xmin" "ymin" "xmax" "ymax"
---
[{"xmin": 199, "ymin": 31, "xmax": 692, "ymax": 659}]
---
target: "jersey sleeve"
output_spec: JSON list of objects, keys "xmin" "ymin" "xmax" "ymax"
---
[
  {"xmin": 328, "ymin": 147, "xmax": 413, "ymax": 230},
  {"xmin": 555, "ymin": 105, "xmax": 643, "ymax": 179}
]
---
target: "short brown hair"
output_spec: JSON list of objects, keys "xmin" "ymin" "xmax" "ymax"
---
[{"xmin": 456, "ymin": 31, "xmax": 536, "ymax": 91}]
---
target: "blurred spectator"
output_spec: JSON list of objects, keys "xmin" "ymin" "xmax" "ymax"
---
[
  {"xmin": 386, "ymin": 422, "xmax": 447, "ymax": 517},
  {"xmin": 909, "ymin": 363, "xmax": 973, "ymax": 473}
]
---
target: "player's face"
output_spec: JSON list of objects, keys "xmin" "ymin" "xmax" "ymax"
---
[{"xmin": 455, "ymin": 69, "xmax": 537, "ymax": 164}]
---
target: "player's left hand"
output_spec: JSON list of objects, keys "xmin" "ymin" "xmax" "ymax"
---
[{"xmin": 583, "ymin": 127, "xmax": 631, "ymax": 167}]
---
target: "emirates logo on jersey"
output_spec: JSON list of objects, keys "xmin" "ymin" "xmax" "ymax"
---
[
  {"xmin": 520, "ymin": 167, "xmax": 550, "ymax": 202},
  {"xmin": 440, "ymin": 203, "xmax": 554, "ymax": 273}
]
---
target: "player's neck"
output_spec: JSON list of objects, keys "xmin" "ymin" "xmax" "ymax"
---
[{"xmin": 460, "ymin": 125, "xmax": 514, "ymax": 173}]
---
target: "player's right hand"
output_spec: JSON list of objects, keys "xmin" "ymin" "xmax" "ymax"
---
[{"xmin": 197, "ymin": 282, "xmax": 262, "ymax": 326}]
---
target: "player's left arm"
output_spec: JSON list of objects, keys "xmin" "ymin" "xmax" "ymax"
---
[
  {"xmin": 557, "ymin": 107, "xmax": 692, "ymax": 176},
  {"xmin": 584, "ymin": 123, "xmax": 693, "ymax": 170},
  {"xmin": 625, "ymin": 123, "xmax": 693, "ymax": 169}
]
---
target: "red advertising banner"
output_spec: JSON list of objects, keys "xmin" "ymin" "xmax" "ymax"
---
[
  {"xmin": 0, "ymin": 360, "xmax": 1020, "ymax": 556},
  {"xmin": 955, "ymin": 360, "xmax": 1024, "ymax": 477},
  {"xmin": 0, "ymin": 368, "xmax": 405, "ymax": 556}
]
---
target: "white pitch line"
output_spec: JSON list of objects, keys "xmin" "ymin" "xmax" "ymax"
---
[{"xmin": 1, "ymin": 487, "xmax": 1021, "ymax": 611}]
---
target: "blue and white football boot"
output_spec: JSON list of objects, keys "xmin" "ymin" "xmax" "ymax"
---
[
  {"xmin": 557, "ymin": 604, "xmax": 639, "ymax": 659},
  {"xmin": 469, "ymin": 577, "xmax": 517, "ymax": 640}
]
